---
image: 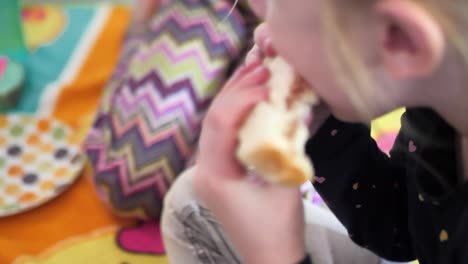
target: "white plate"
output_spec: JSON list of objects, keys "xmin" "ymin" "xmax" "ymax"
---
[{"xmin": 0, "ymin": 115, "xmax": 85, "ymax": 217}]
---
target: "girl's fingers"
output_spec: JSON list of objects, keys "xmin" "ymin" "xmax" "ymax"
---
[
  {"xmin": 263, "ymin": 38, "xmax": 277, "ymax": 57},
  {"xmin": 224, "ymin": 59, "xmax": 263, "ymax": 89},
  {"xmin": 208, "ymin": 83, "xmax": 269, "ymax": 139},
  {"xmin": 230, "ymin": 84, "xmax": 270, "ymax": 131},
  {"xmin": 254, "ymin": 23, "xmax": 269, "ymax": 46},
  {"xmin": 201, "ymin": 84, "xmax": 269, "ymax": 179},
  {"xmin": 234, "ymin": 64, "xmax": 270, "ymax": 89},
  {"xmin": 254, "ymin": 23, "xmax": 277, "ymax": 57},
  {"xmin": 206, "ymin": 64, "xmax": 269, "ymax": 132},
  {"xmin": 245, "ymin": 45, "xmax": 263, "ymax": 66}
]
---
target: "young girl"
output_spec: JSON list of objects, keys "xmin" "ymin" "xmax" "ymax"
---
[{"xmin": 163, "ymin": 0, "xmax": 468, "ymax": 263}]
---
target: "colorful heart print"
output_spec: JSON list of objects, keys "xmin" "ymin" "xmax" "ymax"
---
[{"xmin": 0, "ymin": 57, "xmax": 7, "ymax": 79}]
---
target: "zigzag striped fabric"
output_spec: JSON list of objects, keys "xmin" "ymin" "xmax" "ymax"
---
[{"xmin": 84, "ymin": 0, "xmax": 256, "ymax": 219}]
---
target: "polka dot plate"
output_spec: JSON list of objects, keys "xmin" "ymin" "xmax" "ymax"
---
[{"xmin": 0, "ymin": 115, "xmax": 85, "ymax": 217}]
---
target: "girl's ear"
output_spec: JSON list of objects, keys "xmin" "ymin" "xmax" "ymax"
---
[{"xmin": 374, "ymin": 0, "xmax": 445, "ymax": 80}]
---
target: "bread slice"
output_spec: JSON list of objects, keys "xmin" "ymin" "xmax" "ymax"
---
[{"xmin": 237, "ymin": 57, "xmax": 318, "ymax": 186}]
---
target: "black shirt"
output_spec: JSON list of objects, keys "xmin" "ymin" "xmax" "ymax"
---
[{"xmin": 306, "ymin": 108, "xmax": 468, "ymax": 264}]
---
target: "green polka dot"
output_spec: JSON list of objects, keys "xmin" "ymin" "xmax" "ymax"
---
[
  {"xmin": 39, "ymin": 162, "xmax": 53, "ymax": 172},
  {"xmin": 4, "ymin": 204, "xmax": 20, "ymax": 211},
  {"xmin": 0, "ymin": 177, "xmax": 4, "ymax": 187},
  {"xmin": 10, "ymin": 125, "xmax": 23, "ymax": 137},
  {"xmin": 53, "ymin": 127, "xmax": 66, "ymax": 140},
  {"xmin": 0, "ymin": 157, "xmax": 6, "ymax": 169}
]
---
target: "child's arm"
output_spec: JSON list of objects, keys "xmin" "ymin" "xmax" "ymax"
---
[{"xmin": 306, "ymin": 114, "xmax": 417, "ymax": 262}]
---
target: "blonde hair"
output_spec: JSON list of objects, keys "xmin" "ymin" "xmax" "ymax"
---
[
  {"xmin": 321, "ymin": 0, "xmax": 468, "ymax": 121},
  {"xmin": 322, "ymin": 1, "xmax": 468, "ymax": 190}
]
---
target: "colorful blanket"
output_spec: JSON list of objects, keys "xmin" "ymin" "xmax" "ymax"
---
[{"xmin": 0, "ymin": 3, "xmax": 168, "ymax": 263}]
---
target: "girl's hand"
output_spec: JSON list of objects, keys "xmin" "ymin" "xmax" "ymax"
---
[
  {"xmin": 193, "ymin": 59, "xmax": 306, "ymax": 263},
  {"xmin": 245, "ymin": 23, "xmax": 277, "ymax": 65},
  {"xmin": 248, "ymin": 23, "xmax": 331, "ymax": 136}
]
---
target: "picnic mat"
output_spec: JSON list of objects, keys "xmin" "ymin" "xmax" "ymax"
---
[
  {"xmin": 0, "ymin": 3, "xmax": 168, "ymax": 264},
  {"xmin": 0, "ymin": 2, "xmax": 405, "ymax": 264}
]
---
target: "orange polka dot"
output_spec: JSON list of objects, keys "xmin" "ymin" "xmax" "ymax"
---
[
  {"xmin": 19, "ymin": 192, "xmax": 38, "ymax": 203},
  {"xmin": 0, "ymin": 136, "xmax": 7, "ymax": 147},
  {"xmin": 0, "ymin": 197, "xmax": 4, "ymax": 207},
  {"xmin": 4, "ymin": 184, "xmax": 20, "ymax": 196},
  {"xmin": 26, "ymin": 134, "xmax": 41, "ymax": 146},
  {"xmin": 22, "ymin": 153, "xmax": 36, "ymax": 163},
  {"xmin": 54, "ymin": 167, "xmax": 69, "ymax": 178},
  {"xmin": 0, "ymin": 116, "xmax": 8, "ymax": 128},
  {"xmin": 40, "ymin": 181, "xmax": 55, "ymax": 191},
  {"xmin": 67, "ymin": 133, "xmax": 81, "ymax": 145},
  {"xmin": 39, "ymin": 142, "xmax": 54, "ymax": 153},
  {"xmin": 8, "ymin": 165, "xmax": 23, "ymax": 177},
  {"xmin": 37, "ymin": 119, "xmax": 51, "ymax": 133}
]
